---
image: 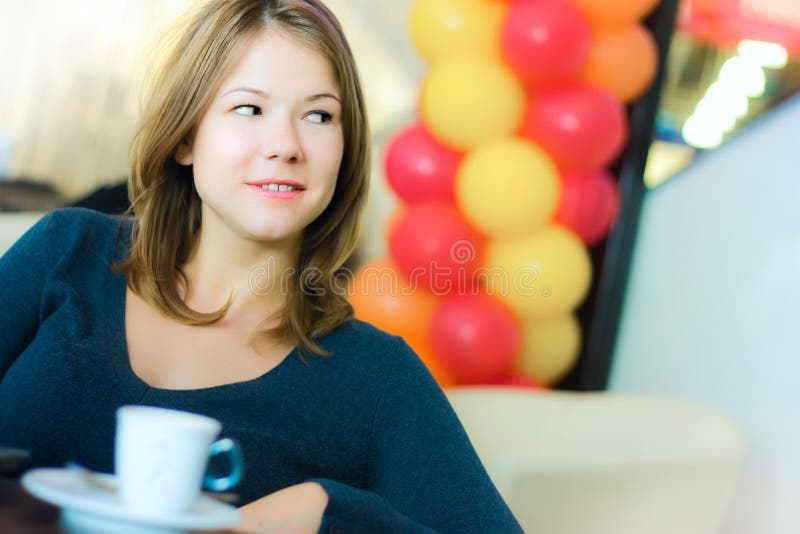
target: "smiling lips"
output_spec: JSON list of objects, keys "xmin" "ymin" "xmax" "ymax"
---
[{"xmin": 246, "ymin": 179, "xmax": 305, "ymax": 199}]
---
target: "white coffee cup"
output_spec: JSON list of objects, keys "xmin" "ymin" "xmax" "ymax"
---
[{"xmin": 115, "ymin": 405, "xmax": 243, "ymax": 513}]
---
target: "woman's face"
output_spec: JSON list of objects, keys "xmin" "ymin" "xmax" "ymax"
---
[{"xmin": 178, "ymin": 28, "xmax": 344, "ymax": 248}]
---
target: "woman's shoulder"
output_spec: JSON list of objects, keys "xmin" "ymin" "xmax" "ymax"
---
[
  {"xmin": 43, "ymin": 206, "xmax": 126, "ymax": 233},
  {"xmin": 317, "ymin": 319, "xmax": 426, "ymax": 376},
  {"xmin": 323, "ymin": 318, "xmax": 405, "ymax": 353},
  {"xmin": 27, "ymin": 207, "xmax": 130, "ymax": 260}
]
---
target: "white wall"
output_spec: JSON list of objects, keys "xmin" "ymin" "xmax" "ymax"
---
[
  {"xmin": 0, "ymin": 0, "xmax": 424, "ymax": 261},
  {"xmin": 0, "ymin": 212, "xmax": 44, "ymax": 256},
  {"xmin": 610, "ymin": 95, "xmax": 800, "ymax": 534}
]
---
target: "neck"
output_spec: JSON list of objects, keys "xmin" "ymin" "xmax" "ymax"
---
[{"xmin": 179, "ymin": 221, "xmax": 300, "ymax": 325}]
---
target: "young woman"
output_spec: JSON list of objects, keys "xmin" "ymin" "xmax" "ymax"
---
[{"xmin": 0, "ymin": 0, "xmax": 522, "ymax": 532}]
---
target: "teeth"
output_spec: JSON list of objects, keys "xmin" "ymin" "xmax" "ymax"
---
[{"xmin": 260, "ymin": 184, "xmax": 296, "ymax": 192}]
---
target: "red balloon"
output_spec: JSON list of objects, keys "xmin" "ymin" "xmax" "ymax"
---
[
  {"xmin": 384, "ymin": 124, "xmax": 463, "ymax": 204},
  {"xmin": 501, "ymin": 0, "xmax": 591, "ymax": 87},
  {"xmin": 491, "ymin": 373, "xmax": 545, "ymax": 390},
  {"xmin": 554, "ymin": 170, "xmax": 620, "ymax": 246},
  {"xmin": 520, "ymin": 82, "xmax": 628, "ymax": 173},
  {"xmin": 689, "ymin": 0, "xmax": 736, "ymax": 17},
  {"xmin": 431, "ymin": 294, "xmax": 521, "ymax": 384},
  {"xmin": 388, "ymin": 202, "xmax": 485, "ymax": 295}
]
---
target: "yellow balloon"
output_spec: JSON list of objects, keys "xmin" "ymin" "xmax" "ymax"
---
[
  {"xmin": 486, "ymin": 225, "xmax": 592, "ymax": 318},
  {"xmin": 514, "ymin": 315, "xmax": 581, "ymax": 386},
  {"xmin": 456, "ymin": 138, "xmax": 559, "ymax": 236},
  {"xmin": 421, "ymin": 57, "xmax": 526, "ymax": 151},
  {"xmin": 409, "ymin": 0, "xmax": 508, "ymax": 65}
]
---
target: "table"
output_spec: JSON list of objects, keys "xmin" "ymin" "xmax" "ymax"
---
[
  {"xmin": 0, "ymin": 478, "xmax": 61, "ymax": 533},
  {"xmin": 0, "ymin": 479, "xmax": 234, "ymax": 533}
]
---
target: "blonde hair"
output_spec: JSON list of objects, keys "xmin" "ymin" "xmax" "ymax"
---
[{"xmin": 119, "ymin": 0, "xmax": 370, "ymax": 356}]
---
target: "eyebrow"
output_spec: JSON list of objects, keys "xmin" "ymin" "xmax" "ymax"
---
[{"xmin": 221, "ymin": 87, "xmax": 341, "ymax": 104}]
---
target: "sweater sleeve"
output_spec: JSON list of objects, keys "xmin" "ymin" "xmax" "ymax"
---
[
  {"xmin": 0, "ymin": 212, "xmax": 55, "ymax": 378},
  {"xmin": 309, "ymin": 339, "xmax": 523, "ymax": 534}
]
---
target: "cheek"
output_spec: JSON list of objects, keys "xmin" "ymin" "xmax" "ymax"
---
[
  {"xmin": 311, "ymin": 137, "xmax": 343, "ymax": 211},
  {"xmin": 194, "ymin": 126, "xmax": 255, "ymax": 172},
  {"xmin": 320, "ymin": 135, "xmax": 345, "ymax": 181}
]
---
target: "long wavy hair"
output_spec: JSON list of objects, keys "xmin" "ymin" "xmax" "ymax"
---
[{"xmin": 118, "ymin": 0, "xmax": 370, "ymax": 356}]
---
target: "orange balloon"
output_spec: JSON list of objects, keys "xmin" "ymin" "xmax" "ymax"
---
[
  {"xmin": 568, "ymin": 0, "xmax": 659, "ymax": 27},
  {"xmin": 348, "ymin": 259, "xmax": 439, "ymax": 342},
  {"xmin": 384, "ymin": 205, "xmax": 406, "ymax": 242},
  {"xmin": 404, "ymin": 334, "xmax": 455, "ymax": 388},
  {"xmin": 579, "ymin": 24, "xmax": 658, "ymax": 103}
]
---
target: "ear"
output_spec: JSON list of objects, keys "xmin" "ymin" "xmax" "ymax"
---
[{"xmin": 175, "ymin": 141, "xmax": 193, "ymax": 166}]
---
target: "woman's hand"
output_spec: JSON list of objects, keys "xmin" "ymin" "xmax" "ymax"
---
[{"xmin": 234, "ymin": 482, "xmax": 329, "ymax": 534}]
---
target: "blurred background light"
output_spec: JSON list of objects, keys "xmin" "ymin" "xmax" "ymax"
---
[
  {"xmin": 694, "ymin": 99, "xmax": 736, "ymax": 132},
  {"xmin": 704, "ymin": 81, "xmax": 750, "ymax": 118},
  {"xmin": 682, "ymin": 114, "xmax": 723, "ymax": 149},
  {"xmin": 718, "ymin": 56, "xmax": 766, "ymax": 98},
  {"xmin": 737, "ymin": 40, "xmax": 789, "ymax": 69}
]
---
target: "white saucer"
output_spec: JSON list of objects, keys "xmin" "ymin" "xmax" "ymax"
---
[{"xmin": 21, "ymin": 467, "xmax": 240, "ymax": 534}]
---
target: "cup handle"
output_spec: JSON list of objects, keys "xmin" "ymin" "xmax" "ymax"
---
[{"xmin": 204, "ymin": 438, "xmax": 244, "ymax": 491}]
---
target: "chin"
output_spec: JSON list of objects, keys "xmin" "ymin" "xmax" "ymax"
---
[{"xmin": 242, "ymin": 221, "xmax": 301, "ymax": 245}]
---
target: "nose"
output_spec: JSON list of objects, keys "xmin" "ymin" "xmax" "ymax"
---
[{"xmin": 262, "ymin": 113, "xmax": 303, "ymax": 162}]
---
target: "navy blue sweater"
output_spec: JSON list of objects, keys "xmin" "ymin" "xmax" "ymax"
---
[{"xmin": 0, "ymin": 208, "xmax": 522, "ymax": 533}]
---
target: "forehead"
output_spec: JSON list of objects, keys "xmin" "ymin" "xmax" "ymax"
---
[{"xmin": 217, "ymin": 28, "xmax": 339, "ymax": 97}]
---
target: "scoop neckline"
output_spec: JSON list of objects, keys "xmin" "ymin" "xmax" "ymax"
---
[{"xmin": 107, "ymin": 220, "xmax": 299, "ymax": 395}]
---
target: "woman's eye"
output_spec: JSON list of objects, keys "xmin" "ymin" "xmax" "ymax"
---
[
  {"xmin": 307, "ymin": 110, "xmax": 333, "ymax": 124},
  {"xmin": 234, "ymin": 104, "xmax": 261, "ymax": 116}
]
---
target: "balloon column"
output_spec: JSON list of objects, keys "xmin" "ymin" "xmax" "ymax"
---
[{"xmin": 350, "ymin": 0, "xmax": 659, "ymax": 389}]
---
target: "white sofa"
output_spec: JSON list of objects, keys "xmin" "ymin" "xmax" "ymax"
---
[
  {"xmin": 0, "ymin": 212, "xmax": 45, "ymax": 256},
  {"xmin": 446, "ymin": 387, "xmax": 747, "ymax": 534}
]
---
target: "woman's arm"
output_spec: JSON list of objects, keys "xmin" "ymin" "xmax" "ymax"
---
[
  {"xmin": 0, "ymin": 212, "xmax": 55, "ymax": 378},
  {"xmin": 235, "ymin": 481, "xmax": 329, "ymax": 534},
  {"xmin": 234, "ymin": 338, "xmax": 522, "ymax": 534}
]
